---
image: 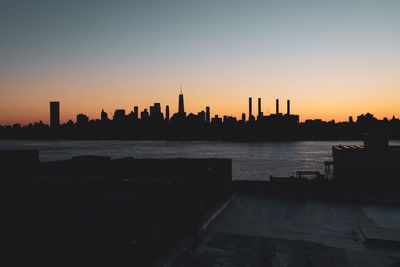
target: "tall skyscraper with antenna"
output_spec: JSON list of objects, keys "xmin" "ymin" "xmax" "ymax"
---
[{"xmin": 178, "ymin": 85, "xmax": 185, "ymax": 116}]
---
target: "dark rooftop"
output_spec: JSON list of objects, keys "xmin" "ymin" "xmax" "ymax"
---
[{"xmin": 173, "ymin": 193, "xmax": 400, "ymax": 267}]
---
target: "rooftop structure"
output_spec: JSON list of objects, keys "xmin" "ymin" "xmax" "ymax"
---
[{"xmin": 332, "ymin": 133, "xmax": 400, "ymax": 189}]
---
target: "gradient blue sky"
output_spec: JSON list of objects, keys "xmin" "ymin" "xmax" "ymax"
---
[{"xmin": 1, "ymin": 0, "xmax": 400, "ymax": 124}]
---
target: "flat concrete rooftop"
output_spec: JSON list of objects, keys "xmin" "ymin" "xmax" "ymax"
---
[{"xmin": 173, "ymin": 193, "xmax": 400, "ymax": 267}]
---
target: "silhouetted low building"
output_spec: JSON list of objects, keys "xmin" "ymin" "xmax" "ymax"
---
[
  {"xmin": 212, "ymin": 115, "xmax": 222, "ymax": 124},
  {"xmin": 332, "ymin": 133, "xmax": 400, "ymax": 191},
  {"xmin": 76, "ymin": 114, "xmax": 89, "ymax": 124}
]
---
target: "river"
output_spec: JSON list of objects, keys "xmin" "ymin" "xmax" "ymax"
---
[{"xmin": 2, "ymin": 140, "xmax": 399, "ymax": 180}]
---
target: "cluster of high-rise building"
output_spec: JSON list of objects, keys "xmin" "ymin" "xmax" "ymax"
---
[
  {"xmin": 48, "ymin": 90, "xmax": 299, "ymax": 127},
  {"xmin": 2, "ymin": 91, "xmax": 400, "ymax": 140}
]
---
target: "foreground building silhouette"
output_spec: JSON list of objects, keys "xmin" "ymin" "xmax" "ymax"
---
[{"xmin": 2, "ymin": 139, "xmax": 400, "ymax": 266}]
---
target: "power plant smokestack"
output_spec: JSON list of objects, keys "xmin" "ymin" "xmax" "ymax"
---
[
  {"xmin": 276, "ymin": 99, "xmax": 279, "ymax": 115},
  {"xmin": 249, "ymin": 97, "xmax": 252, "ymax": 121},
  {"xmin": 287, "ymin": 100, "xmax": 290, "ymax": 115},
  {"xmin": 258, "ymin": 98, "xmax": 261, "ymax": 118}
]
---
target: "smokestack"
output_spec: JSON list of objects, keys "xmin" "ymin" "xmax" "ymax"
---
[
  {"xmin": 287, "ymin": 100, "xmax": 290, "ymax": 115},
  {"xmin": 276, "ymin": 99, "xmax": 279, "ymax": 114},
  {"xmin": 249, "ymin": 97, "xmax": 252, "ymax": 121},
  {"xmin": 258, "ymin": 98, "xmax": 261, "ymax": 118}
]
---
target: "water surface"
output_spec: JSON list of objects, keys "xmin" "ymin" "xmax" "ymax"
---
[{"xmin": 2, "ymin": 140, "xmax": 399, "ymax": 180}]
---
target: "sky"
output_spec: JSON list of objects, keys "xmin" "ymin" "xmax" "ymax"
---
[{"xmin": 1, "ymin": 0, "xmax": 400, "ymax": 125}]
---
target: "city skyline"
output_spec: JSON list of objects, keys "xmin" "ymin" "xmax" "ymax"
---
[
  {"xmin": 1, "ymin": 0, "xmax": 400, "ymax": 124},
  {"xmin": 2, "ymin": 2, "xmax": 400, "ymax": 265},
  {"xmin": 2, "ymin": 90, "xmax": 399, "ymax": 141},
  {"xmin": 44, "ymin": 92, "xmax": 301, "ymax": 126},
  {"xmin": 1, "ymin": 89, "xmax": 400, "ymax": 126}
]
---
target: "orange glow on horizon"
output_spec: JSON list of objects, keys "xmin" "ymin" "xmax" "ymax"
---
[
  {"xmin": 2, "ymin": 0, "xmax": 400, "ymax": 126},
  {"xmin": 1, "ymin": 64, "xmax": 399, "ymax": 126}
]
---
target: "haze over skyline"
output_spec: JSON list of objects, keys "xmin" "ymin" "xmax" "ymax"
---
[{"xmin": 1, "ymin": 0, "xmax": 400, "ymax": 125}]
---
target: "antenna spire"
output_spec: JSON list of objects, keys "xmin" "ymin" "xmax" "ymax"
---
[{"xmin": 180, "ymin": 84, "xmax": 182, "ymax": 94}]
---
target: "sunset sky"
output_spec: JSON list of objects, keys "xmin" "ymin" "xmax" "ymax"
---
[{"xmin": 1, "ymin": 0, "xmax": 400, "ymax": 125}]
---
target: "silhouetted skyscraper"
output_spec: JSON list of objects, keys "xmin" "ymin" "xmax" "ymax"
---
[
  {"xmin": 141, "ymin": 109, "xmax": 149, "ymax": 120},
  {"xmin": 101, "ymin": 109, "xmax": 108, "ymax": 121},
  {"xmin": 134, "ymin": 106, "xmax": 139, "ymax": 119},
  {"xmin": 242, "ymin": 113, "xmax": 246, "ymax": 122},
  {"xmin": 198, "ymin": 111, "xmax": 206, "ymax": 121},
  {"xmin": 206, "ymin": 106, "xmax": 210, "ymax": 123},
  {"xmin": 113, "ymin": 109, "xmax": 126, "ymax": 121},
  {"xmin": 150, "ymin": 103, "xmax": 163, "ymax": 121},
  {"xmin": 166, "ymin": 105, "xmax": 170, "ymax": 121},
  {"xmin": 287, "ymin": 100, "xmax": 290, "ymax": 115},
  {"xmin": 249, "ymin": 97, "xmax": 252, "ymax": 121},
  {"xmin": 150, "ymin": 106, "xmax": 155, "ymax": 117},
  {"xmin": 276, "ymin": 99, "xmax": 279, "ymax": 115},
  {"xmin": 154, "ymin": 103, "xmax": 161, "ymax": 113},
  {"xmin": 50, "ymin": 101, "xmax": 60, "ymax": 128},
  {"xmin": 178, "ymin": 86, "xmax": 185, "ymax": 116}
]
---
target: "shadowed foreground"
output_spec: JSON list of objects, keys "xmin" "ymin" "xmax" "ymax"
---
[
  {"xmin": 173, "ymin": 193, "xmax": 400, "ymax": 266},
  {"xmin": 1, "ymin": 154, "xmax": 231, "ymax": 266}
]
